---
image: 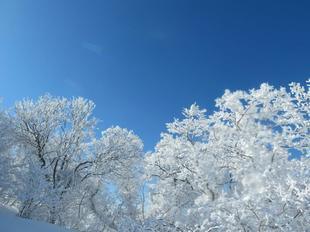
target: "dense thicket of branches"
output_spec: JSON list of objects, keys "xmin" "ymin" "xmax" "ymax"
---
[
  {"xmin": 0, "ymin": 96, "xmax": 144, "ymax": 231},
  {"xmin": 0, "ymin": 80, "xmax": 309, "ymax": 231}
]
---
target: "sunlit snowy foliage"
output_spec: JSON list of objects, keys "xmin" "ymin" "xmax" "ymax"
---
[
  {"xmin": 0, "ymin": 80, "xmax": 309, "ymax": 231},
  {"xmin": 145, "ymin": 80, "xmax": 309, "ymax": 231}
]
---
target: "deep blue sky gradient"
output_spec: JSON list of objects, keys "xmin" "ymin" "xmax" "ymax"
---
[{"xmin": 0, "ymin": 0, "xmax": 309, "ymax": 150}]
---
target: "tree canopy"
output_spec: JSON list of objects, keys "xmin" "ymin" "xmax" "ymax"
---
[{"xmin": 0, "ymin": 80, "xmax": 309, "ymax": 231}]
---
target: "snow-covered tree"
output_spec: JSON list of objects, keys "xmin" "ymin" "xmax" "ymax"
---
[
  {"xmin": 70, "ymin": 126, "xmax": 144, "ymax": 232},
  {"xmin": 145, "ymin": 80, "xmax": 309, "ymax": 231},
  {"xmin": 9, "ymin": 95, "xmax": 97, "ymax": 222},
  {"xmin": 0, "ymin": 107, "xmax": 16, "ymax": 203},
  {"xmin": 0, "ymin": 95, "xmax": 144, "ymax": 231}
]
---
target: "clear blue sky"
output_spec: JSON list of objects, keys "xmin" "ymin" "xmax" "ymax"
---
[{"xmin": 0, "ymin": 0, "xmax": 309, "ymax": 150}]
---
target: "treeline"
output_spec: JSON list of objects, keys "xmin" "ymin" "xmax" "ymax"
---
[{"xmin": 0, "ymin": 80, "xmax": 309, "ymax": 231}]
